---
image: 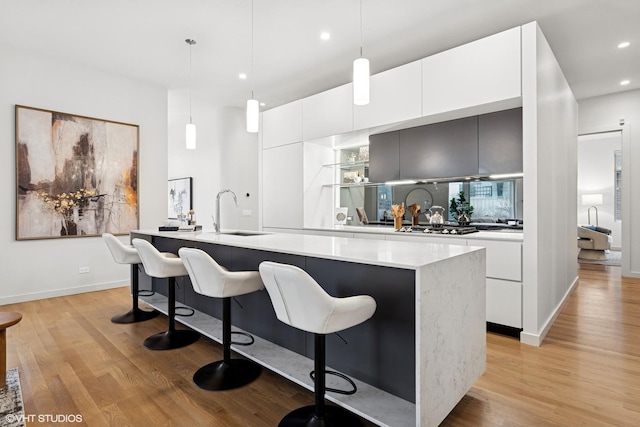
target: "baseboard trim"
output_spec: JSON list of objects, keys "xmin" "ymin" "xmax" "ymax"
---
[
  {"xmin": 520, "ymin": 274, "xmax": 580, "ymax": 347},
  {"xmin": 0, "ymin": 280, "xmax": 129, "ymax": 305}
]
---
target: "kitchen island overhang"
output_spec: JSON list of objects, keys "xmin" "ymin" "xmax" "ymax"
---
[{"xmin": 131, "ymin": 229, "xmax": 486, "ymax": 427}]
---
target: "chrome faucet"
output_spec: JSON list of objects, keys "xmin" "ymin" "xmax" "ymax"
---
[{"xmin": 213, "ymin": 189, "xmax": 238, "ymax": 234}]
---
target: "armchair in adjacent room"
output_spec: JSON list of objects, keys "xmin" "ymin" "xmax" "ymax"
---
[{"xmin": 578, "ymin": 225, "xmax": 612, "ymax": 261}]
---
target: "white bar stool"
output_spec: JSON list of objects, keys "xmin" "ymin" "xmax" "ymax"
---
[
  {"xmin": 102, "ymin": 233, "xmax": 159, "ymax": 324},
  {"xmin": 259, "ymin": 261, "xmax": 377, "ymax": 427},
  {"xmin": 179, "ymin": 247, "xmax": 264, "ymax": 390},
  {"xmin": 132, "ymin": 239, "xmax": 200, "ymax": 350}
]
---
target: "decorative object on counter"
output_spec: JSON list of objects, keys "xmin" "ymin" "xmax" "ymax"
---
[
  {"xmin": 449, "ymin": 190, "xmax": 474, "ymax": 226},
  {"xmin": 334, "ymin": 207, "xmax": 348, "ymax": 225},
  {"xmin": 358, "ymin": 145, "xmax": 369, "ymax": 161},
  {"xmin": 391, "ymin": 203, "xmax": 405, "ymax": 230},
  {"xmin": 188, "ymin": 209, "xmax": 196, "ymax": 225},
  {"xmin": 168, "ymin": 177, "xmax": 193, "ymax": 219},
  {"xmin": 408, "ymin": 203, "xmax": 421, "ymax": 226},
  {"xmin": 356, "ymin": 207, "xmax": 369, "ymax": 225},
  {"xmin": 15, "ymin": 105, "xmax": 139, "ymax": 240},
  {"xmin": 428, "ymin": 205, "xmax": 445, "ymax": 228}
]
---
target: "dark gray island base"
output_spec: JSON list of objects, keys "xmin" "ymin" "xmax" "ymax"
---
[{"xmin": 131, "ymin": 230, "xmax": 486, "ymax": 426}]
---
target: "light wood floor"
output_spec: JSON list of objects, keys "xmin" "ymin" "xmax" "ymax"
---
[{"xmin": 4, "ymin": 264, "xmax": 640, "ymax": 426}]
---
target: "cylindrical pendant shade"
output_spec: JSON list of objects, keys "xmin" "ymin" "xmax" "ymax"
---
[
  {"xmin": 246, "ymin": 99, "xmax": 259, "ymax": 133},
  {"xmin": 186, "ymin": 123, "xmax": 196, "ymax": 150},
  {"xmin": 353, "ymin": 57, "xmax": 370, "ymax": 106}
]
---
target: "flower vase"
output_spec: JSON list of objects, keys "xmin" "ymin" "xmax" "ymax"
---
[{"xmin": 394, "ymin": 217, "xmax": 403, "ymax": 230}]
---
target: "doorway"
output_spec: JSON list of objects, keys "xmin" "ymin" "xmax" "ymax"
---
[{"xmin": 577, "ymin": 131, "xmax": 622, "ymax": 264}]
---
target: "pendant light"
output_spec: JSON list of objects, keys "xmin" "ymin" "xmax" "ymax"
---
[
  {"xmin": 185, "ymin": 38, "xmax": 197, "ymax": 149},
  {"xmin": 246, "ymin": 0, "xmax": 259, "ymax": 133},
  {"xmin": 353, "ymin": 0, "xmax": 370, "ymax": 105}
]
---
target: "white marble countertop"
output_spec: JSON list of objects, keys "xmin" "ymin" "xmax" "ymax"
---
[
  {"xmin": 132, "ymin": 229, "xmax": 482, "ymax": 270},
  {"xmin": 307, "ymin": 225, "xmax": 524, "ymax": 242}
]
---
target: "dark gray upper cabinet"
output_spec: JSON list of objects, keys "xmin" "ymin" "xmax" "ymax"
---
[
  {"xmin": 399, "ymin": 116, "xmax": 478, "ymax": 180},
  {"xmin": 478, "ymin": 108, "xmax": 523, "ymax": 175},
  {"xmin": 369, "ymin": 131, "xmax": 400, "ymax": 183}
]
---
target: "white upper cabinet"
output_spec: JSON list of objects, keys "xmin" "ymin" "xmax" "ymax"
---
[
  {"xmin": 262, "ymin": 142, "xmax": 303, "ymax": 229},
  {"xmin": 302, "ymin": 83, "xmax": 353, "ymax": 141},
  {"xmin": 262, "ymin": 100, "xmax": 303, "ymax": 149},
  {"xmin": 354, "ymin": 60, "xmax": 422, "ymax": 131},
  {"xmin": 422, "ymin": 27, "xmax": 521, "ymax": 116}
]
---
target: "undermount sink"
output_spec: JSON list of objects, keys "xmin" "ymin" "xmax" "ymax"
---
[{"xmin": 221, "ymin": 231, "xmax": 265, "ymax": 236}]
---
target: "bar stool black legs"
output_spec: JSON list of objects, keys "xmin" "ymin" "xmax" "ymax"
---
[
  {"xmin": 143, "ymin": 276, "xmax": 200, "ymax": 350},
  {"xmin": 111, "ymin": 265, "xmax": 159, "ymax": 324},
  {"xmin": 192, "ymin": 297, "xmax": 261, "ymax": 390},
  {"xmin": 278, "ymin": 335, "xmax": 362, "ymax": 427}
]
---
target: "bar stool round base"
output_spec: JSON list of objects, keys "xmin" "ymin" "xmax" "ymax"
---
[
  {"xmin": 193, "ymin": 359, "xmax": 261, "ymax": 391},
  {"xmin": 111, "ymin": 308, "xmax": 159, "ymax": 324},
  {"xmin": 144, "ymin": 329, "xmax": 200, "ymax": 350},
  {"xmin": 278, "ymin": 405, "xmax": 363, "ymax": 427}
]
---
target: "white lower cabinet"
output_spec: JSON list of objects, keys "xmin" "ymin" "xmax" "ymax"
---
[{"xmin": 486, "ymin": 278, "xmax": 522, "ymax": 328}]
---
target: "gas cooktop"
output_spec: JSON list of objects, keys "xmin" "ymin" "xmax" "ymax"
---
[{"xmin": 396, "ymin": 225, "xmax": 479, "ymax": 235}]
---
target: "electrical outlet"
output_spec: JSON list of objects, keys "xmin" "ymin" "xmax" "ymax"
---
[
  {"xmin": 242, "ymin": 209, "xmax": 252, "ymax": 217},
  {"xmin": 79, "ymin": 267, "xmax": 90, "ymax": 274}
]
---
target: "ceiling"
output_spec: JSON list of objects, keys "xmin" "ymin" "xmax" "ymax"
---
[{"xmin": 1, "ymin": 0, "xmax": 638, "ymax": 111}]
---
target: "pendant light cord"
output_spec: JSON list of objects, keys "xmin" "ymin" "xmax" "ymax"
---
[
  {"xmin": 251, "ymin": 0, "xmax": 255, "ymax": 99},
  {"xmin": 189, "ymin": 42, "xmax": 192, "ymax": 124},
  {"xmin": 359, "ymin": 0, "xmax": 363, "ymax": 58},
  {"xmin": 186, "ymin": 39, "xmax": 196, "ymax": 125}
]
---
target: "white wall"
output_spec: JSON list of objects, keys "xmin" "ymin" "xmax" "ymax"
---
[
  {"xmin": 521, "ymin": 23, "xmax": 579, "ymax": 346},
  {"xmin": 578, "ymin": 89, "xmax": 640, "ymax": 277},
  {"xmin": 577, "ymin": 132, "xmax": 622, "ymax": 248},
  {"xmin": 167, "ymin": 92, "xmax": 259, "ymax": 232},
  {"xmin": 0, "ymin": 43, "xmax": 168, "ymax": 304}
]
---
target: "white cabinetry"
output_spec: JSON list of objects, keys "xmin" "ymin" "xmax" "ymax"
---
[
  {"xmin": 422, "ymin": 27, "xmax": 521, "ymax": 116},
  {"xmin": 262, "ymin": 101, "xmax": 303, "ymax": 149},
  {"xmin": 302, "ymin": 84, "xmax": 353, "ymax": 141},
  {"xmin": 471, "ymin": 238, "xmax": 522, "ymax": 328},
  {"xmin": 354, "ymin": 60, "xmax": 422, "ymax": 130},
  {"xmin": 262, "ymin": 143, "xmax": 303, "ymax": 229}
]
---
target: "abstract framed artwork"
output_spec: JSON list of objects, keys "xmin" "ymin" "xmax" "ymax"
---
[
  {"xmin": 168, "ymin": 177, "xmax": 192, "ymax": 219},
  {"xmin": 15, "ymin": 105, "xmax": 139, "ymax": 240}
]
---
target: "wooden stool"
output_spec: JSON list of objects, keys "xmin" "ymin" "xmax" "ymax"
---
[{"xmin": 0, "ymin": 312, "xmax": 22, "ymax": 388}]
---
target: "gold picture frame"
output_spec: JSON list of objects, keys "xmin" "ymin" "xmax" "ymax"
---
[{"xmin": 15, "ymin": 105, "xmax": 139, "ymax": 240}]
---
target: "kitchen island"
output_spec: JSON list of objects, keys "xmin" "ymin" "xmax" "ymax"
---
[{"xmin": 131, "ymin": 229, "xmax": 486, "ymax": 427}]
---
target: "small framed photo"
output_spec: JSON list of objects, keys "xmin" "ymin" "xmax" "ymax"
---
[
  {"xmin": 343, "ymin": 171, "xmax": 359, "ymax": 184},
  {"xmin": 168, "ymin": 177, "xmax": 192, "ymax": 219},
  {"xmin": 358, "ymin": 145, "xmax": 369, "ymax": 161}
]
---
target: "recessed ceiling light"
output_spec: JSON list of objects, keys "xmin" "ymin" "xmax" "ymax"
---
[
  {"xmin": 620, "ymin": 79, "xmax": 631, "ymax": 86},
  {"xmin": 320, "ymin": 32, "xmax": 330, "ymax": 40},
  {"xmin": 618, "ymin": 41, "xmax": 630, "ymax": 48},
  {"xmin": 260, "ymin": 102, "xmax": 266, "ymax": 107},
  {"xmin": 239, "ymin": 73, "xmax": 247, "ymax": 79}
]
